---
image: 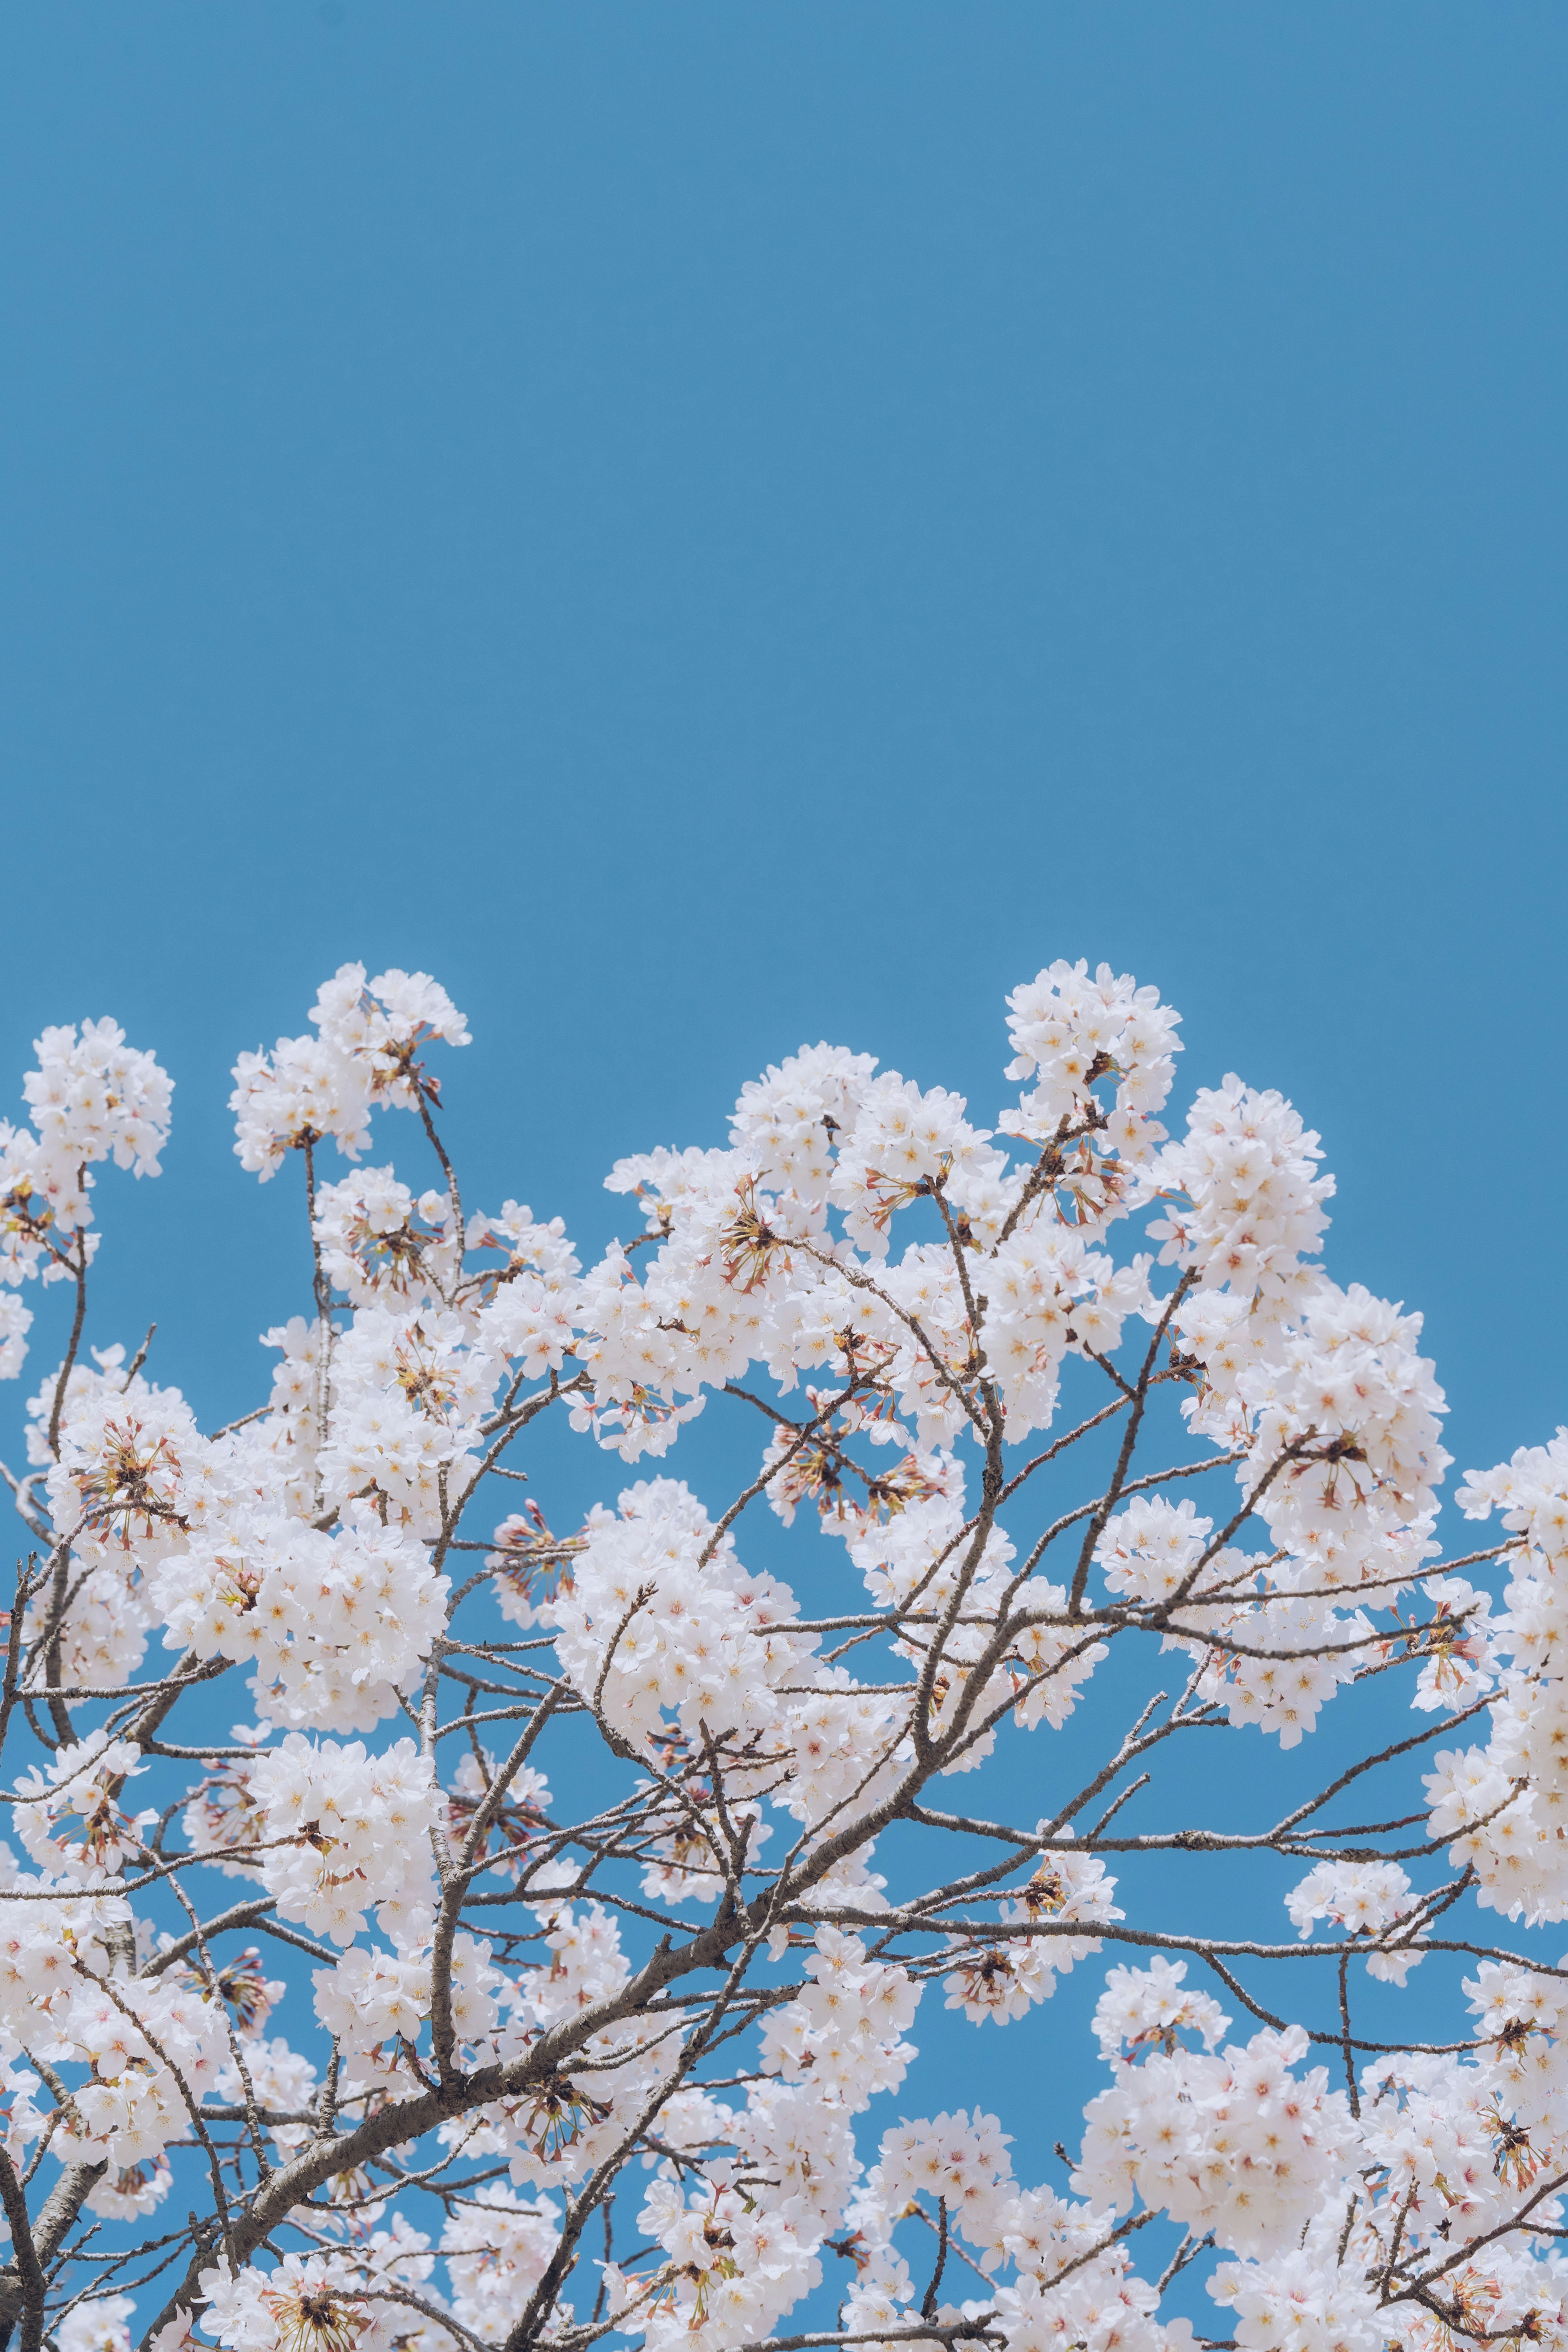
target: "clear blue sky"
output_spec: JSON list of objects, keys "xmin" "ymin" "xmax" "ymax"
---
[{"xmin": 1, "ymin": 5, "xmax": 1564, "ymax": 2278}]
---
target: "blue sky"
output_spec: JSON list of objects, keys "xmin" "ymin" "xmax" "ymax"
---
[{"xmin": 0, "ymin": 4, "xmax": 1564, "ymax": 2292}]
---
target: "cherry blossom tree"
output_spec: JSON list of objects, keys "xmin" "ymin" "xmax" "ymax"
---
[{"xmin": 0, "ymin": 960, "xmax": 1563, "ymax": 2352}]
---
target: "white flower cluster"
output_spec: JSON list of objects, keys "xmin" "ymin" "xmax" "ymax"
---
[
  {"xmin": 1076, "ymin": 1968, "xmax": 1359, "ymax": 2260},
  {"xmin": 466, "ymin": 1199, "xmax": 582, "ymax": 1376},
  {"xmin": 848, "ymin": 1453, "xmax": 1104, "ymax": 1764},
  {"xmin": 22, "ymin": 1020, "xmax": 172, "ymax": 1190},
  {"xmin": 0, "ymin": 1873, "xmax": 229, "ymax": 2182},
  {"xmin": 730, "ymin": 1043, "xmax": 879, "ymax": 1195},
  {"xmin": 623, "ymin": 2171, "xmax": 825, "ymax": 2352},
  {"xmin": 1203, "ymin": 1981, "xmax": 1568, "ymax": 2352},
  {"xmin": 246, "ymin": 1733, "xmax": 439, "ymax": 1945},
  {"xmin": 1095, "ymin": 1493, "xmax": 1369, "ymax": 1747},
  {"xmin": 199, "ymin": 2241, "xmax": 429, "ymax": 2352},
  {"xmin": 56, "ymin": 1969, "xmax": 232, "ymax": 2170},
  {"xmin": 1284, "ymin": 1859, "xmax": 1425, "ymax": 1983},
  {"xmin": 13, "ymin": 1737, "xmax": 154, "ymax": 1884},
  {"xmin": 844, "ymin": 2108, "xmax": 1178, "ymax": 2352},
  {"xmin": 312, "ymin": 1164, "xmax": 460, "ymax": 1305},
  {"xmin": 1143, "ymin": 1075, "xmax": 1332, "ymax": 1325},
  {"xmin": 578, "ymin": 968, "xmax": 1183, "ymax": 1460},
  {"xmin": 442, "ymin": 1899, "xmax": 686, "ymax": 2200},
  {"xmin": 1428, "ymin": 1431, "xmax": 1568, "ymax": 1920},
  {"xmin": 943, "ymin": 1842, "xmax": 1121, "ymax": 2024},
  {"xmin": 150, "ymin": 1498, "xmax": 449, "ymax": 1731},
  {"xmin": 551, "ymin": 1477, "xmax": 818, "ymax": 1747},
  {"xmin": 0, "ymin": 1020, "xmax": 172, "ymax": 1381},
  {"xmin": 877, "ymin": 2104, "xmax": 1020, "ymax": 2254},
  {"xmin": 1209, "ymin": 2236, "xmax": 1384, "ymax": 2352},
  {"xmin": 441, "ymin": 2187, "xmax": 561, "ymax": 2343},
  {"xmin": 757, "ymin": 1926, "xmax": 920, "ymax": 2105},
  {"xmin": 1002, "ymin": 959, "xmax": 1182, "ymax": 1162},
  {"xmin": 230, "ymin": 962, "xmax": 469, "ymax": 1180},
  {"xmin": 313, "ymin": 1929, "xmax": 497, "ymax": 2055},
  {"xmin": 21, "ymin": 1349, "xmax": 454, "ymax": 1722}
]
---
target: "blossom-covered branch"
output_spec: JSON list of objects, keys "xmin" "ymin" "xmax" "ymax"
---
[{"xmin": 0, "ymin": 961, "xmax": 1559, "ymax": 2352}]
